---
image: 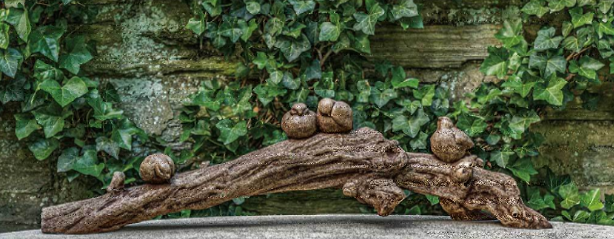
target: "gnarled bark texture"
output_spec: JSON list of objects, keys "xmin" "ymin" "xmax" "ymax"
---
[{"xmin": 41, "ymin": 128, "xmax": 551, "ymax": 234}]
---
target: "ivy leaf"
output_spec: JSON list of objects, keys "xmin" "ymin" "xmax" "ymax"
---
[
  {"xmin": 391, "ymin": 0, "xmax": 419, "ymax": 20},
  {"xmin": 32, "ymin": 106, "xmax": 65, "ymax": 138},
  {"xmin": 391, "ymin": 66, "xmax": 419, "ymax": 89},
  {"xmin": 580, "ymin": 188, "xmax": 604, "ymax": 211},
  {"xmin": 0, "ymin": 72, "xmax": 25, "ymax": 104},
  {"xmin": 529, "ymin": 53, "xmax": 566, "ymax": 79},
  {"xmin": 28, "ymin": 138, "xmax": 59, "ymax": 160},
  {"xmin": 559, "ymin": 183, "xmax": 581, "ymax": 209},
  {"xmin": 219, "ymin": 17, "xmax": 244, "ymax": 43},
  {"xmin": 57, "ymin": 147, "xmax": 79, "ymax": 173},
  {"xmin": 456, "ymin": 114, "xmax": 487, "ymax": 137},
  {"xmin": 112, "ymin": 119, "xmax": 144, "ymax": 151},
  {"xmin": 282, "ymin": 22, "xmax": 306, "ymax": 39},
  {"xmin": 96, "ymin": 136, "xmax": 120, "ymax": 160},
  {"xmin": 34, "ymin": 60, "xmax": 63, "ymax": 81},
  {"xmin": 202, "ymin": 0, "xmax": 222, "ymax": 16},
  {"xmin": 501, "ymin": 75, "xmax": 536, "ymax": 97},
  {"xmin": 59, "ymin": 36, "xmax": 93, "ymax": 74},
  {"xmin": 186, "ymin": 12, "xmax": 206, "ymax": 35},
  {"xmin": 534, "ymin": 27, "xmax": 563, "ymax": 51},
  {"xmin": 495, "ymin": 19, "xmax": 524, "ymax": 48},
  {"xmin": 413, "ymin": 85, "xmax": 435, "ymax": 106},
  {"xmin": 409, "ymin": 131, "xmax": 428, "ymax": 149},
  {"xmin": 597, "ymin": 0, "xmax": 614, "ymax": 13},
  {"xmin": 288, "ymin": 0, "xmax": 315, "ymax": 15},
  {"xmin": 275, "ymin": 34, "xmax": 311, "ymax": 62},
  {"xmin": 528, "ymin": 190, "xmax": 556, "ymax": 210},
  {"xmin": 562, "ymin": 36, "xmax": 581, "ymax": 52},
  {"xmin": 508, "ymin": 112, "xmax": 541, "ymax": 139},
  {"xmin": 480, "ymin": 47, "xmax": 509, "ymax": 79},
  {"xmin": 569, "ymin": 7, "xmax": 594, "ymax": 28},
  {"xmin": 533, "ymin": 77, "xmax": 567, "ymax": 106},
  {"xmin": 216, "ymin": 119, "xmax": 248, "ymax": 145},
  {"xmin": 508, "ymin": 157, "xmax": 538, "ymax": 183},
  {"xmin": 245, "ymin": 1, "xmax": 261, "ymax": 15},
  {"xmin": 87, "ymin": 90, "xmax": 124, "ymax": 121},
  {"xmin": 302, "ymin": 59, "xmax": 321, "ymax": 80},
  {"xmin": 392, "ymin": 109, "xmax": 429, "ymax": 138},
  {"xmin": 353, "ymin": 1, "xmax": 385, "ymax": 35},
  {"xmin": 490, "ymin": 147, "xmax": 515, "ymax": 168},
  {"xmin": 0, "ymin": 23, "xmax": 9, "ymax": 49},
  {"xmin": 40, "ymin": 77, "xmax": 88, "ymax": 107},
  {"xmin": 522, "ymin": 0, "xmax": 549, "ymax": 17},
  {"xmin": 14, "ymin": 113, "xmax": 40, "ymax": 140},
  {"xmin": 73, "ymin": 149, "xmax": 104, "ymax": 178},
  {"xmin": 370, "ymin": 88, "xmax": 397, "ymax": 108},
  {"xmin": 319, "ymin": 21, "xmax": 341, "ymax": 42},
  {"xmin": 6, "ymin": 8, "xmax": 30, "ymax": 41},
  {"xmin": 29, "ymin": 26, "xmax": 64, "ymax": 62},
  {"xmin": 547, "ymin": 0, "xmax": 576, "ymax": 12},
  {"xmin": 0, "ymin": 48, "xmax": 23, "ymax": 78},
  {"xmin": 570, "ymin": 57, "xmax": 604, "ymax": 79}
]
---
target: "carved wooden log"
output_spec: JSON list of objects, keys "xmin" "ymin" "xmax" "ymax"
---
[{"xmin": 41, "ymin": 127, "xmax": 551, "ymax": 234}]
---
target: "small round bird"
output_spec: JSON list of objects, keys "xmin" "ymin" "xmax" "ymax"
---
[
  {"xmin": 430, "ymin": 117, "xmax": 474, "ymax": 163},
  {"xmin": 140, "ymin": 153, "xmax": 176, "ymax": 184},
  {"xmin": 281, "ymin": 103, "xmax": 317, "ymax": 139},
  {"xmin": 316, "ymin": 98, "xmax": 353, "ymax": 133}
]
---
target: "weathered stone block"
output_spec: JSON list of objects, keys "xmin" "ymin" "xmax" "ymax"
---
[{"xmin": 370, "ymin": 25, "xmax": 501, "ymax": 69}]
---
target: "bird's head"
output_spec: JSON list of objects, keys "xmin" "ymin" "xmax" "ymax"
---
[
  {"xmin": 437, "ymin": 117, "xmax": 455, "ymax": 129},
  {"xmin": 318, "ymin": 98, "xmax": 335, "ymax": 116},
  {"xmin": 290, "ymin": 103, "xmax": 308, "ymax": 116}
]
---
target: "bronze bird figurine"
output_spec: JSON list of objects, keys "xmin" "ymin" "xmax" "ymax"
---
[
  {"xmin": 281, "ymin": 103, "xmax": 317, "ymax": 139},
  {"xmin": 140, "ymin": 153, "xmax": 176, "ymax": 184},
  {"xmin": 430, "ymin": 117, "xmax": 474, "ymax": 163},
  {"xmin": 316, "ymin": 98, "xmax": 353, "ymax": 133}
]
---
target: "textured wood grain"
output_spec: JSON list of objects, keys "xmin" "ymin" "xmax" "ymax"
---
[{"xmin": 41, "ymin": 128, "xmax": 550, "ymax": 234}]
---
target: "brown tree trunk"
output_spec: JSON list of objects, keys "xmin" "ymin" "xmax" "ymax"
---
[{"xmin": 41, "ymin": 128, "xmax": 551, "ymax": 234}]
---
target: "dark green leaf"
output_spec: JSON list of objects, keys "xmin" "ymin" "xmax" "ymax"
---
[
  {"xmin": 29, "ymin": 26, "xmax": 64, "ymax": 62},
  {"xmin": 0, "ymin": 48, "xmax": 23, "ymax": 78},
  {"xmin": 216, "ymin": 119, "xmax": 248, "ymax": 145},
  {"xmin": 534, "ymin": 27, "xmax": 563, "ymax": 51},
  {"xmin": 288, "ymin": 0, "xmax": 315, "ymax": 15},
  {"xmin": 480, "ymin": 47, "xmax": 509, "ymax": 79},
  {"xmin": 391, "ymin": 0, "xmax": 419, "ymax": 20},
  {"xmin": 59, "ymin": 36, "xmax": 93, "ymax": 74},
  {"xmin": 28, "ymin": 138, "xmax": 59, "ymax": 160},
  {"xmin": 14, "ymin": 113, "xmax": 40, "ymax": 140},
  {"xmin": 73, "ymin": 149, "xmax": 104, "ymax": 178},
  {"xmin": 352, "ymin": 1, "xmax": 385, "ymax": 35},
  {"xmin": 6, "ymin": 8, "xmax": 30, "ymax": 41},
  {"xmin": 533, "ymin": 77, "xmax": 567, "ymax": 106},
  {"xmin": 57, "ymin": 147, "xmax": 79, "ymax": 173},
  {"xmin": 40, "ymin": 77, "xmax": 88, "ymax": 107}
]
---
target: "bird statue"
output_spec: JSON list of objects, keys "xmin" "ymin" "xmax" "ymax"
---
[
  {"xmin": 140, "ymin": 153, "xmax": 176, "ymax": 184},
  {"xmin": 430, "ymin": 117, "xmax": 474, "ymax": 163},
  {"xmin": 106, "ymin": 171, "xmax": 125, "ymax": 193},
  {"xmin": 316, "ymin": 98, "xmax": 353, "ymax": 133},
  {"xmin": 281, "ymin": 103, "xmax": 317, "ymax": 139}
]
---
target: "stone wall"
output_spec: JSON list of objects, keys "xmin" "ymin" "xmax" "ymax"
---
[{"xmin": 2, "ymin": 0, "xmax": 614, "ymax": 232}]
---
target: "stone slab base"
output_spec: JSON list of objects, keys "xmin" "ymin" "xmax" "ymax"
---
[{"xmin": 1, "ymin": 215, "xmax": 613, "ymax": 239}]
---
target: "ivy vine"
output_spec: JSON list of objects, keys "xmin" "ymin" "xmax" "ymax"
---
[{"xmin": 0, "ymin": 0, "xmax": 146, "ymax": 192}]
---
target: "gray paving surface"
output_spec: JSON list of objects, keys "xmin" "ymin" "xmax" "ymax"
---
[{"xmin": 1, "ymin": 214, "xmax": 613, "ymax": 239}]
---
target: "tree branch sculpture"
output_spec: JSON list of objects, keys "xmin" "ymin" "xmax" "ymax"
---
[{"xmin": 41, "ymin": 100, "xmax": 552, "ymax": 234}]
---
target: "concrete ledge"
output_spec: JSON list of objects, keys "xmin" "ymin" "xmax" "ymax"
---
[{"xmin": 2, "ymin": 215, "xmax": 613, "ymax": 239}]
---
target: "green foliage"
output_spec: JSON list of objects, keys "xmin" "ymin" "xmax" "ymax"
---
[
  {"xmin": 0, "ymin": 1, "xmax": 146, "ymax": 190},
  {"xmin": 474, "ymin": 0, "xmax": 614, "ymax": 225}
]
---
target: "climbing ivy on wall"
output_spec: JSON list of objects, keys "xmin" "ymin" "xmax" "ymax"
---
[
  {"xmin": 0, "ymin": 0, "xmax": 146, "ymax": 192},
  {"xmin": 181, "ymin": 0, "xmax": 614, "ymax": 222},
  {"xmin": 472, "ymin": 0, "xmax": 614, "ymax": 224},
  {"xmin": 1, "ymin": 0, "xmax": 614, "ymax": 224}
]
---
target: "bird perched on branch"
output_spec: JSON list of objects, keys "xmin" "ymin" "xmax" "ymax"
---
[
  {"xmin": 281, "ymin": 103, "xmax": 317, "ymax": 139},
  {"xmin": 316, "ymin": 98, "xmax": 353, "ymax": 133},
  {"xmin": 140, "ymin": 154, "xmax": 176, "ymax": 184},
  {"xmin": 430, "ymin": 117, "xmax": 474, "ymax": 163}
]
